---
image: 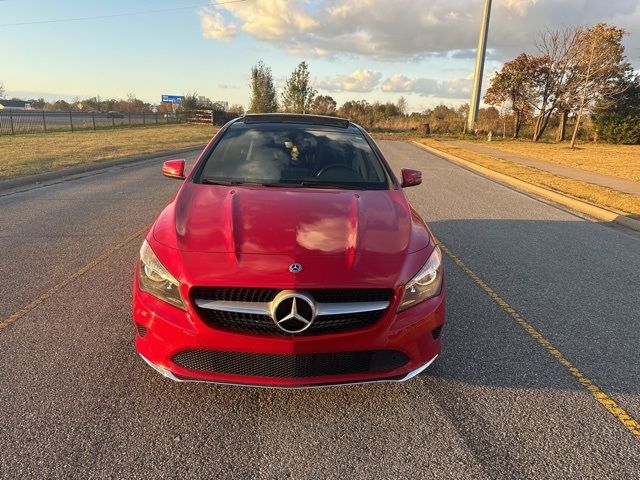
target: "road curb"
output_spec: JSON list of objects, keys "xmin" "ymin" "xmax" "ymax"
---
[
  {"xmin": 0, "ymin": 144, "xmax": 206, "ymax": 193},
  {"xmin": 411, "ymin": 140, "xmax": 640, "ymax": 233}
]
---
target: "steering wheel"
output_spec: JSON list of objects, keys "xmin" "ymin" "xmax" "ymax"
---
[{"xmin": 315, "ymin": 164, "xmax": 356, "ymax": 177}]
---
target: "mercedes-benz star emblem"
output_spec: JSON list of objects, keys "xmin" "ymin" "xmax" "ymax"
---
[
  {"xmin": 271, "ymin": 291, "xmax": 316, "ymax": 334},
  {"xmin": 289, "ymin": 263, "xmax": 303, "ymax": 273}
]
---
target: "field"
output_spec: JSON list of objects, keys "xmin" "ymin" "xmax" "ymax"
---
[
  {"xmin": 0, "ymin": 124, "xmax": 218, "ymax": 179},
  {"xmin": 419, "ymin": 138, "xmax": 640, "ymax": 218},
  {"xmin": 462, "ymin": 139, "xmax": 640, "ymax": 182}
]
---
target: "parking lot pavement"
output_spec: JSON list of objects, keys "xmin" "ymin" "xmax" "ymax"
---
[{"xmin": 0, "ymin": 141, "xmax": 638, "ymax": 478}]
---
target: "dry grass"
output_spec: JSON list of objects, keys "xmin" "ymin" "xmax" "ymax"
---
[
  {"xmin": 464, "ymin": 139, "xmax": 640, "ymax": 182},
  {"xmin": 371, "ymin": 131, "xmax": 419, "ymax": 141},
  {"xmin": 418, "ymin": 139, "xmax": 640, "ymax": 218},
  {"xmin": 0, "ymin": 124, "xmax": 217, "ymax": 179}
]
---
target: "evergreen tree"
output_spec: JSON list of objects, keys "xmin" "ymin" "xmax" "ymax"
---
[
  {"xmin": 248, "ymin": 61, "xmax": 278, "ymax": 113},
  {"xmin": 281, "ymin": 61, "xmax": 316, "ymax": 114},
  {"xmin": 593, "ymin": 76, "xmax": 640, "ymax": 144}
]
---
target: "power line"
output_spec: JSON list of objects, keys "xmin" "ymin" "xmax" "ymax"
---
[{"xmin": 0, "ymin": 0, "xmax": 248, "ymax": 27}]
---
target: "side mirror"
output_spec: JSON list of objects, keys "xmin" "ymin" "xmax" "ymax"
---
[
  {"xmin": 162, "ymin": 159, "xmax": 186, "ymax": 179},
  {"xmin": 401, "ymin": 168, "xmax": 422, "ymax": 188}
]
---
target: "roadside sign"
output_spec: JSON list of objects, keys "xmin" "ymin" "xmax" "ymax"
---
[{"xmin": 162, "ymin": 95, "xmax": 184, "ymax": 103}]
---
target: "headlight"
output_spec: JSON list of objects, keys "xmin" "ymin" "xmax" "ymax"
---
[
  {"xmin": 138, "ymin": 240, "xmax": 186, "ymax": 310},
  {"xmin": 398, "ymin": 245, "xmax": 443, "ymax": 312}
]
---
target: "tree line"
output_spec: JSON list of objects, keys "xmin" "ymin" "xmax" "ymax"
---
[
  {"xmin": 0, "ymin": 92, "xmax": 159, "ymax": 115},
  {"xmin": 485, "ymin": 23, "xmax": 639, "ymax": 146},
  {"xmin": 247, "ymin": 60, "xmax": 517, "ymax": 135},
  {"xmin": 0, "ymin": 88, "xmax": 245, "ymax": 117},
  {"xmin": 248, "ymin": 22, "xmax": 639, "ymax": 145},
  {"xmin": 247, "ymin": 60, "xmax": 527, "ymax": 136},
  {"xmin": 248, "ymin": 60, "xmax": 418, "ymax": 129}
]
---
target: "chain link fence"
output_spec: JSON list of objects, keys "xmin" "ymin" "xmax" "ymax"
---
[{"xmin": 0, "ymin": 109, "xmax": 239, "ymax": 135}]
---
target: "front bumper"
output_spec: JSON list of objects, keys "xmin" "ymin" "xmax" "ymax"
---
[
  {"xmin": 133, "ymin": 283, "xmax": 445, "ymax": 388},
  {"xmin": 139, "ymin": 352, "xmax": 439, "ymax": 389}
]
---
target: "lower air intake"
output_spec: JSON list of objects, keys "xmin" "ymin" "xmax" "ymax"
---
[
  {"xmin": 431, "ymin": 326, "xmax": 443, "ymax": 340},
  {"xmin": 171, "ymin": 349, "xmax": 409, "ymax": 378},
  {"xmin": 136, "ymin": 324, "xmax": 148, "ymax": 338}
]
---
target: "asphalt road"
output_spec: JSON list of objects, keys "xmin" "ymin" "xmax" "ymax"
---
[{"xmin": 0, "ymin": 141, "xmax": 638, "ymax": 479}]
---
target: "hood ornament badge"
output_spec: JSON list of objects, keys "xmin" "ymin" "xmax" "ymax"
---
[
  {"xmin": 271, "ymin": 291, "xmax": 316, "ymax": 334},
  {"xmin": 288, "ymin": 263, "xmax": 303, "ymax": 273}
]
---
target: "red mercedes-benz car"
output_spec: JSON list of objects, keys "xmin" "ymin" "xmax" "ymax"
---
[{"xmin": 133, "ymin": 114, "xmax": 445, "ymax": 387}]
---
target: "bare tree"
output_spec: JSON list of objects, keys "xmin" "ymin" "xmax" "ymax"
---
[
  {"xmin": 396, "ymin": 96, "xmax": 408, "ymax": 116},
  {"xmin": 530, "ymin": 27, "xmax": 582, "ymax": 142},
  {"xmin": 567, "ymin": 24, "xmax": 632, "ymax": 148},
  {"xmin": 0, "ymin": 82, "xmax": 5, "ymax": 99},
  {"xmin": 457, "ymin": 104, "xmax": 470, "ymax": 134},
  {"xmin": 498, "ymin": 101, "xmax": 511, "ymax": 138}
]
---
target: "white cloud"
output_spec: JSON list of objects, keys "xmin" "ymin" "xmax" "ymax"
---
[
  {"xmin": 314, "ymin": 71, "xmax": 472, "ymax": 99},
  {"xmin": 381, "ymin": 75, "xmax": 415, "ymax": 93},
  {"xmin": 382, "ymin": 74, "xmax": 473, "ymax": 99},
  {"xmin": 316, "ymin": 70, "xmax": 383, "ymax": 92},
  {"xmin": 201, "ymin": 0, "xmax": 640, "ymax": 65},
  {"xmin": 502, "ymin": 0, "xmax": 538, "ymax": 15},
  {"xmin": 199, "ymin": 9, "xmax": 238, "ymax": 40},
  {"xmin": 214, "ymin": 0, "xmax": 318, "ymax": 41}
]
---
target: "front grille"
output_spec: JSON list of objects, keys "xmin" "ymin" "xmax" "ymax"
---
[
  {"xmin": 198, "ymin": 309, "xmax": 385, "ymax": 336},
  {"xmin": 172, "ymin": 349, "xmax": 409, "ymax": 378},
  {"xmin": 191, "ymin": 287, "xmax": 280, "ymax": 303},
  {"xmin": 191, "ymin": 287, "xmax": 393, "ymax": 337},
  {"xmin": 191, "ymin": 287, "xmax": 391, "ymax": 304},
  {"xmin": 309, "ymin": 289, "xmax": 392, "ymax": 303}
]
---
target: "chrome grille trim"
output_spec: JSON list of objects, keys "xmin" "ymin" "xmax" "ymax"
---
[
  {"xmin": 195, "ymin": 300, "xmax": 271, "ymax": 315},
  {"xmin": 195, "ymin": 298, "xmax": 390, "ymax": 317},
  {"xmin": 316, "ymin": 302, "xmax": 390, "ymax": 316}
]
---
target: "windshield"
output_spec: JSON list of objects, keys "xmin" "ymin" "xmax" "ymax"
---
[{"xmin": 197, "ymin": 124, "xmax": 390, "ymax": 190}]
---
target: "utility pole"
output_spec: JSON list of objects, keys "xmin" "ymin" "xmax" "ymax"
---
[{"xmin": 467, "ymin": 0, "xmax": 492, "ymax": 133}]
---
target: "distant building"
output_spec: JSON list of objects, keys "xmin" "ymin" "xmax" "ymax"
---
[
  {"xmin": 195, "ymin": 96, "xmax": 228, "ymax": 111},
  {"xmin": 0, "ymin": 99, "xmax": 32, "ymax": 110},
  {"xmin": 197, "ymin": 96, "xmax": 213, "ymax": 107}
]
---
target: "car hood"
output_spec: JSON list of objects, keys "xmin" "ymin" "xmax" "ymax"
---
[{"xmin": 153, "ymin": 183, "xmax": 429, "ymax": 257}]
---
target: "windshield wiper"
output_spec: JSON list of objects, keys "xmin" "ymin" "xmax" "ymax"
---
[
  {"xmin": 200, "ymin": 178, "xmax": 263, "ymax": 186},
  {"xmin": 261, "ymin": 181, "xmax": 366, "ymax": 190},
  {"xmin": 202, "ymin": 178, "xmax": 367, "ymax": 190},
  {"xmin": 298, "ymin": 181, "xmax": 367, "ymax": 190}
]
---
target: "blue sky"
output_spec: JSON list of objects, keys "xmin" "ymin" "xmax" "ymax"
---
[{"xmin": 2, "ymin": 0, "xmax": 639, "ymax": 112}]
